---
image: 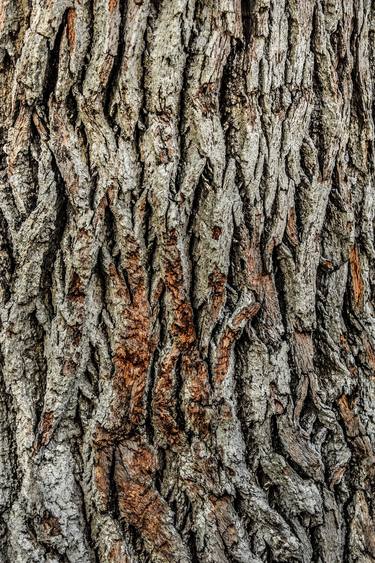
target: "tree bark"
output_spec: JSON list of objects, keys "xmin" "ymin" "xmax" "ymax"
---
[{"xmin": 0, "ymin": 0, "xmax": 374, "ymax": 562}]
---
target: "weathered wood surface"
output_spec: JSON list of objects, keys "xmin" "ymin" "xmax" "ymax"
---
[{"xmin": 0, "ymin": 0, "xmax": 374, "ymax": 561}]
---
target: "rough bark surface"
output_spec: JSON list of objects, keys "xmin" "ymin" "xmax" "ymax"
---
[{"xmin": 0, "ymin": 1, "xmax": 374, "ymax": 562}]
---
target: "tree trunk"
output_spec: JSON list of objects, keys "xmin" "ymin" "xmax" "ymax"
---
[{"xmin": 0, "ymin": 0, "xmax": 374, "ymax": 561}]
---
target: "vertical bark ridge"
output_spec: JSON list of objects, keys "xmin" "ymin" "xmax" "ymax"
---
[{"xmin": 0, "ymin": 0, "xmax": 374, "ymax": 562}]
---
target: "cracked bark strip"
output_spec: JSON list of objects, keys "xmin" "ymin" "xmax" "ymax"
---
[{"xmin": 0, "ymin": 0, "xmax": 374, "ymax": 562}]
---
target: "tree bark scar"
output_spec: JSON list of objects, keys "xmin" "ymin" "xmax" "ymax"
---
[
  {"xmin": 208, "ymin": 267, "xmax": 227, "ymax": 324},
  {"xmin": 34, "ymin": 411, "xmax": 55, "ymax": 451},
  {"xmin": 349, "ymin": 245, "xmax": 364, "ymax": 308},
  {"xmin": 163, "ymin": 229, "xmax": 196, "ymax": 346},
  {"xmin": 66, "ymin": 8, "xmax": 76, "ymax": 49},
  {"xmin": 108, "ymin": 0, "xmax": 118, "ymax": 12},
  {"xmin": 212, "ymin": 225, "xmax": 222, "ymax": 240},
  {"xmin": 152, "ymin": 346, "xmax": 185, "ymax": 447},
  {"xmin": 41, "ymin": 511, "xmax": 62, "ymax": 539},
  {"xmin": 337, "ymin": 394, "xmax": 360, "ymax": 439},
  {"xmin": 68, "ymin": 271, "xmax": 85, "ymax": 302},
  {"xmin": 286, "ymin": 207, "xmax": 299, "ymax": 246},
  {"xmin": 115, "ymin": 441, "xmax": 190, "ymax": 561},
  {"xmin": 215, "ymin": 329, "xmax": 235, "ymax": 385},
  {"xmin": 182, "ymin": 351, "xmax": 211, "ymax": 435},
  {"xmin": 106, "ymin": 242, "xmax": 153, "ymax": 431}
]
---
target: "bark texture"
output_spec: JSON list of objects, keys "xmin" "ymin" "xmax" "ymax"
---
[{"xmin": 0, "ymin": 1, "xmax": 374, "ymax": 562}]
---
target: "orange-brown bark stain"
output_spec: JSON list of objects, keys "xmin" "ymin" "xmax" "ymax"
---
[
  {"xmin": 349, "ymin": 245, "xmax": 364, "ymax": 307},
  {"xmin": 152, "ymin": 346, "xmax": 185, "ymax": 447},
  {"xmin": 68, "ymin": 272, "xmax": 85, "ymax": 302},
  {"xmin": 108, "ymin": 241, "xmax": 153, "ymax": 430},
  {"xmin": 108, "ymin": 542, "xmax": 131, "ymax": 563},
  {"xmin": 212, "ymin": 225, "xmax": 222, "ymax": 240},
  {"xmin": 182, "ymin": 351, "xmax": 211, "ymax": 435},
  {"xmin": 215, "ymin": 329, "xmax": 236, "ymax": 385},
  {"xmin": 163, "ymin": 232, "xmax": 195, "ymax": 347},
  {"xmin": 152, "ymin": 230, "xmax": 197, "ymax": 443},
  {"xmin": 92, "ymin": 239, "xmax": 153, "ymax": 502},
  {"xmin": 114, "ymin": 441, "xmax": 183, "ymax": 558},
  {"xmin": 337, "ymin": 394, "xmax": 360, "ymax": 438},
  {"xmin": 211, "ymin": 496, "xmax": 243, "ymax": 550},
  {"xmin": 35, "ymin": 411, "xmax": 54, "ymax": 450},
  {"xmin": 208, "ymin": 268, "xmax": 227, "ymax": 327},
  {"xmin": 66, "ymin": 8, "xmax": 76, "ymax": 49},
  {"xmin": 93, "ymin": 446, "xmax": 113, "ymax": 510}
]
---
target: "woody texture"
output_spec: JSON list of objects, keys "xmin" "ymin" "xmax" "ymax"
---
[{"xmin": 0, "ymin": 1, "xmax": 374, "ymax": 562}]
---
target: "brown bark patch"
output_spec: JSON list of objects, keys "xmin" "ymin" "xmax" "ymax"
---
[
  {"xmin": 321, "ymin": 258, "xmax": 333, "ymax": 271},
  {"xmin": 215, "ymin": 329, "xmax": 236, "ymax": 385},
  {"xmin": 108, "ymin": 542, "xmax": 131, "ymax": 563},
  {"xmin": 106, "ymin": 241, "xmax": 153, "ymax": 431},
  {"xmin": 163, "ymin": 230, "xmax": 196, "ymax": 346},
  {"xmin": 349, "ymin": 245, "xmax": 364, "ymax": 307},
  {"xmin": 183, "ymin": 352, "xmax": 211, "ymax": 435},
  {"xmin": 208, "ymin": 268, "xmax": 227, "ymax": 322},
  {"xmin": 108, "ymin": 264, "xmax": 129, "ymax": 301},
  {"xmin": 66, "ymin": 8, "xmax": 76, "ymax": 49},
  {"xmin": 117, "ymin": 481, "xmax": 172, "ymax": 552},
  {"xmin": 337, "ymin": 394, "xmax": 360, "ymax": 438},
  {"xmin": 212, "ymin": 225, "xmax": 222, "ymax": 240},
  {"xmin": 35, "ymin": 411, "xmax": 55, "ymax": 450},
  {"xmin": 212, "ymin": 496, "xmax": 242, "ymax": 551},
  {"xmin": 62, "ymin": 359, "xmax": 77, "ymax": 377},
  {"xmin": 353, "ymin": 491, "xmax": 375, "ymax": 558},
  {"xmin": 94, "ymin": 446, "xmax": 113, "ymax": 509},
  {"xmin": 108, "ymin": 0, "xmax": 118, "ymax": 11},
  {"xmin": 112, "ymin": 345, "xmax": 150, "ymax": 428},
  {"xmin": 41, "ymin": 511, "xmax": 62, "ymax": 538},
  {"xmin": 68, "ymin": 272, "xmax": 85, "ymax": 302},
  {"xmin": 195, "ymin": 82, "xmax": 217, "ymax": 115},
  {"xmin": 114, "ymin": 442, "xmax": 187, "ymax": 559},
  {"xmin": 270, "ymin": 383, "xmax": 286, "ymax": 415},
  {"xmin": 340, "ymin": 334, "xmax": 350, "ymax": 352},
  {"xmin": 153, "ymin": 348, "xmax": 184, "ymax": 446}
]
